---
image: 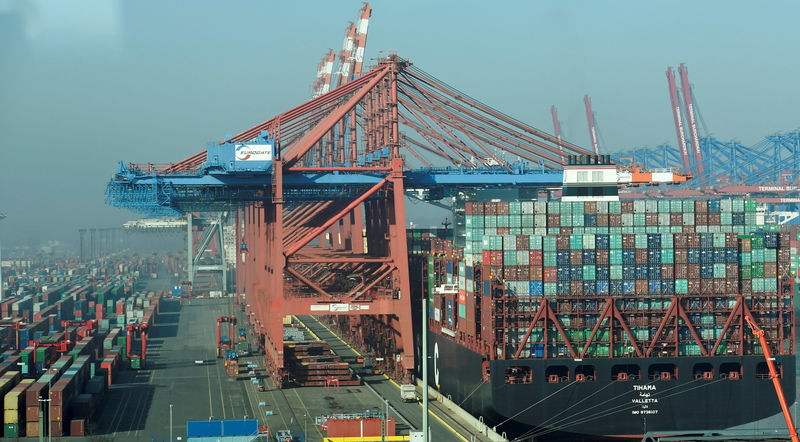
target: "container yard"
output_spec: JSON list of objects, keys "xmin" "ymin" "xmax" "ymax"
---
[{"xmin": 4, "ymin": 2, "xmax": 800, "ymax": 442}]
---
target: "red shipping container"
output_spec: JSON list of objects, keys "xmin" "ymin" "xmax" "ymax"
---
[
  {"xmin": 596, "ymin": 249, "xmax": 609, "ymax": 265},
  {"xmin": 26, "ymin": 404, "xmax": 39, "ymax": 422},
  {"xmin": 530, "ymin": 250, "xmax": 543, "ymax": 266},
  {"xmin": 569, "ymin": 250, "xmax": 583, "ymax": 265},
  {"xmin": 584, "ymin": 201, "xmax": 597, "ymax": 214},
  {"xmin": 597, "ymin": 214, "xmax": 609, "ymax": 227},
  {"xmin": 482, "ymin": 251, "xmax": 492, "ymax": 264},
  {"xmin": 570, "ymin": 281, "xmax": 583, "ymax": 296},
  {"xmin": 530, "ymin": 266, "xmax": 543, "ymax": 281},
  {"xmin": 670, "ymin": 213, "xmax": 683, "ymax": 226},
  {"xmin": 635, "ymin": 280, "xmax": 648, "ymax": 295},
  {"xmin": 326, "ymin": 417, "xmax": 395, "ymax": 437},
  {"xmin": 695, "ymin": 200, "xmax": 708, "ymax": 212},
  {"xmin": 96, "ymin": 304, "xmax": 104, "ymax": 320},
  {"xmin": 543, "ymin": 267, "xmax": 558, "ymax": 283},
  {"xmin": 609, "ymin": 214, "xmax": 622, "ymax": 227},
  {"xmin": 70, "ymin": 419, "xmax": 86, "ymax": 436},
  {"xmin": 547, "ymin": 214, "xmax": 560, "ymax": 226},
  {"xmin": 635, "ymin": 249, "xmax": 648, "ymax": 264},
  {"xmin": 621, "ymin": 201, "xmax": 634, "ymax": 212},
  {"xmin": 661, "ymin": 265, "xmax": 674, "ymax": 279},
  {"xmin": 688, "ymin": 264, "xmax": 701, "ymax": 280},
  {"xmin": 674, "ymin": 249, "xmax": 688, "ymax": 263},
  {"xmin": 694, "ymin": 212, "xmax": 708, "ymax": 226}
]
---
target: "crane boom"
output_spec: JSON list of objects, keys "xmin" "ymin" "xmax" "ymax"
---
[
  {"xmin": 666, "ymin": 67, "xmax": 691, "ymax": 171},
  {"xmin": 678, "ymin": 63, "xmax": 704, "ymax": 175},
  {"xmin": 312, "ymin": 49, "xmax": 336, "ymax": 98},
  {"xmin": 583, "ymin": 94, "xmax": 600, "ymax": 155},
  {"xmin": 550, "ymin": 105, "xmax": 564, "ymax": 161},
  {"xmin": 335, "ymin": 23, "xmax": 357, "ymax": 87},
  {"xmin": 743, "ymin": 314, "xmax": 799, "ymax": 442},
  {"xmin": 351, "ymin": 2, "xmax": 371, "ymax": 78}
]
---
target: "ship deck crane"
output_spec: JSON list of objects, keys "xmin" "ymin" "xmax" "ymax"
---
[{"xmin": 743, "ymin": 314, "xmax": 799, "ymax": 442}]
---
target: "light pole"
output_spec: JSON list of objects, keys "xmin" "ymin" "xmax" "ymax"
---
[
  {"xmin": 38, "ymin": 380, "xmax": 51, "ymax": 442},
  {"xmin": 422, "ymin": 296, "xmax": 429, "ymax": 442},
  {"xmin": 0, "ymin": 212, "xmax": 7, "ymax": 302},
  {"xmin": 170, "ymin": 403, "xmax": 173, "ymax": 441}
]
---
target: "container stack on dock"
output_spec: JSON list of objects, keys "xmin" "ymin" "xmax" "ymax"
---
[
  {"xmin": 0, "ymin": 252, "xmax": 170, "ymax": 437},
  {"xmin": 284, "ymin": 341, "xmax": 360, "ymax": 387}
]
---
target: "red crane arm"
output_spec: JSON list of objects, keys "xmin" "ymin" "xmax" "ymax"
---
[{"xmin": 743, "ymin": 314, "xmax": 799, "ymax": 442}]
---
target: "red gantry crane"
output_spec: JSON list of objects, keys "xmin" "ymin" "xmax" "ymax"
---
[
  {"xmin": 583, "ymin": 94, "xmax": 600, "ymax": 155},
  {"xmin": 678, "ymin": 63, "xmax": 704, "ymax": 175},
  {"xmin": 666, "ymin": 67, "xmax": 692, "ymax": 171},
  {"xmin": 312, "ymin": 49, "xmax": 336, "ymax": 98},
  {"xmin": 550, "ymin": 105, "xmax": 565, "ymax": 161},
  {"xmin": 217, "ymin": 316, "xmax": 237, "ymax": 358},
  {"xmin": 127, "ymin": 322, "xmax": 148, "ymax": 369}
]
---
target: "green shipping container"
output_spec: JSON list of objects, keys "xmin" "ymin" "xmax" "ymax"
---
[
  {"xmin": 740, "ymin": 266, "xmax": 752, "ymax": 279},
  {"xmin": 660, "ymin": 249, "xmax": 674, "ymax": 264},
  {"xmin": 675, "ymin": 279, "xmax": 689, "ymax": 294},
  {"xmin": 4, "ymin": 424, "xmax": 18, "ymax": 438}
]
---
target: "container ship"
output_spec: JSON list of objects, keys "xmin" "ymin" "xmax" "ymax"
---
[{"xmin": 408, "ymin": 166, "xmax": 796, "ymax": 440}]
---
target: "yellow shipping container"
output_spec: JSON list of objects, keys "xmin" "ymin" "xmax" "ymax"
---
[
  {"xmin": 4, "ymin": 379, "xmax": 34, "ymax": 411},
  {"xmin": 4, "ymin": 408, "xmax": 19, "ymax": 424},
  {"xmin": 0, "ymin": 372, "xmax": 20, "ymax": 399}
]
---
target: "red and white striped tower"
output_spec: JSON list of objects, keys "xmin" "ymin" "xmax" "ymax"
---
[
  {"xmin": 335, "ymin": 23, "xmax": 357, "ymax": 86},
  {"xmin": 351, "ymin": 2, "xmax": 372, "ymax": 78},
  {"xmin": 312, "ymin": 49, "xmax": 336, "ymax": 98}
]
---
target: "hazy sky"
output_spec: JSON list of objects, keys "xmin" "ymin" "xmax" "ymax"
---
[{"xmin": 1, "ymin": 0, "xmax": 799, "ymax": 248}]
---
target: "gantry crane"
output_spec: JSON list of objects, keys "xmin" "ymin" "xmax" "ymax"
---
[
  {"xmin": 678, "ymin": 63, "xmax": 704, "ymax": 176},
  {"xmin": 217, "ymin": 316, "xmax": 237, "ymax": 358},
  {"xmin": 550, "ymin": 105, "xmax": 565, "ymax": 161},
  {"xmin": 583, "ymin": 94, "xmax": 600, "ymax": 155},
  {"xmin": 666, "ymin": 66, "xmax": 691, "ymax": 171},
  {"xmin": 127, "ymin": 322, "xmax": 148, "ymax": 369},
  {"xmin": 743, "ymin": 314, "xmax": 799, "ymax": 442}
]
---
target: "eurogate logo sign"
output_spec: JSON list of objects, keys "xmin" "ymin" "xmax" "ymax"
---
[{"xmin": 234, "ymin": 144, "xmax": 273, "ymax": 162}]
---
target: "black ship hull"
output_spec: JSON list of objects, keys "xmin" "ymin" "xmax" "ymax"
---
[{"xmin": 426, "ymin": 331, "xmax": 796, "ymax": 440}]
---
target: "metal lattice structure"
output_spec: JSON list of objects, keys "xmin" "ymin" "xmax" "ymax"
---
[{"xmin": 106, "ymin": 55, "xmax": 592, "ymax": 385}]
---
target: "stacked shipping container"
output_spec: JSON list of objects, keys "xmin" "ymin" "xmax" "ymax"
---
[{"xmin": 411, "ymin": 198, "xmax": 793, "ymax": 361}]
